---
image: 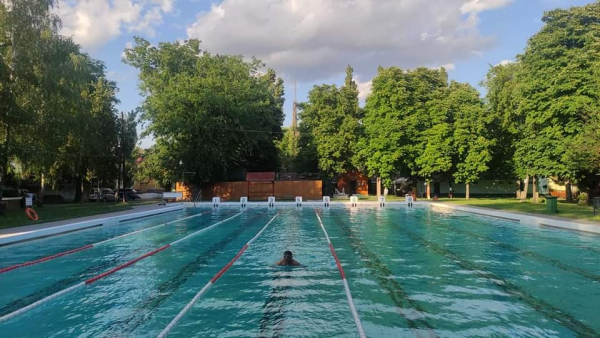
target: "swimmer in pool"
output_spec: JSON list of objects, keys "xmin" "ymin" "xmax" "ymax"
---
[{"xmin": 275, "ymin": 250, "xmax": 302, "ymax": 266}]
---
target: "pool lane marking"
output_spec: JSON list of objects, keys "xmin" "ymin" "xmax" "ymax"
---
[
  {"xmin": 328, "ymin": 213, "xmax": 436, "ymax": 333},
  {"xmin": 0, "ymin": 212, "xmax": 243, "ymax": 324},
  {"xmin": 157, "ymin": 213, "xmax": 280, "ymax": 338},
  {"xmin": 435, "ymin": 222, "xmax": 600, "ymax": 283},
  {"xmin": 314, "ymin": 209, "xmax": 366, "ymax": 338},
  {"xmin": 391, "ymin": 223, "xmax": 599, "ymax": 337},
  {"xmin": 0, "ymin": 210, "xmax": 214, "ymax": 274}
]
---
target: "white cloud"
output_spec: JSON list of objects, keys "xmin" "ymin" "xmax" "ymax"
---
[
  {"xmin": 55, "ymin": 0, "xmax": 174, "ymax": 49},
  {"xmin": 441, "ymin": 63, "xmax": 456, "ymax": 71},
  {"xmin": 460, "ymin": 0, "xmax": 513, "ymax": 13},
  {"xmin": 355, "ymin": 78, "xmax": 372, "ymax": 101},
  {"xmin": 187, "ymin": 0, "xmax": 513, "ymax": 82},
  {"xmin": 121, "ymin": 41, "xmax": 134, "ymax": 59},
  {"xmin": 498, "ymin": 59, "xmax": 513, "ymax": 66}
]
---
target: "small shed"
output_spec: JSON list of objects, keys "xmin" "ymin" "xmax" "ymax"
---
[{"xmin": 337, "ymin": 171, "xmax": 369, "ymax": 195}]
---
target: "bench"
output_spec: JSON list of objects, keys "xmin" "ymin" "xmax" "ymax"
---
[{"xmin": 160, "ymin": 192, "xmax": 183, "ymax": 205}]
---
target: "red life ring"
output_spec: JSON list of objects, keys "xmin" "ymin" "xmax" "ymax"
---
[{"xmin": 26, "ymin": 207, "xmax": 39, "ymax": 221}]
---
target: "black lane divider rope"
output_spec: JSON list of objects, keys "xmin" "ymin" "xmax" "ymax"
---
[
  {"xmin": 0, "ymin": 214, "xmax": 229, "ymax": 317},
  {"xmin": 258, "ymin": 272, "xmax": 291, "ymax": 337},
  {"xmin": 435, "ymin": 222, "xmax": 600, "ymax": 283},
  {"xmin": 328, "ymin": 214, "xmax": 435, "ymax": 332},
  {"xmin": 101, "ymin": 213, "xmax": 266, "ymax": 337},
  {"xmin": 391, "ymin": 223, "xmax": 599, "ymax": 338}
]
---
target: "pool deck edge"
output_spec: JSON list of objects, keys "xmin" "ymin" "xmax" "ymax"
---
[
  {"xmin": 429, "ymin": 202, "xmax": 600, "ymax": 234},
  {"xmin": 0, "ymin": 204, "xmax": 184, "ymax": 246}
]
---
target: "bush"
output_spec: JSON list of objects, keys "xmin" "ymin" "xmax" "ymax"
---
[{"xmin": 578, "ymin": 192, "xmax": 589, "ymax": 204}]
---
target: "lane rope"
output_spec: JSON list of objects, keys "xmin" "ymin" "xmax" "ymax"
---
[
  {"xmin": 157, "ymin": 213, "xmax": 280, "ymax": 338},
  {"xmin": 0, "ymin": 212, "xmax": 242, "ymax": 324},
  {"xmin": 0, "ymin": 210, "xmax": 213, "ymax": 274},
  {"xmin": 314, "ymin": 208, "xmax": 366, "ymax": 338}
]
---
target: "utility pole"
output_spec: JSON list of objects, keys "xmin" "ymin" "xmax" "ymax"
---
[
  {"xmin": 292, "ymin": 80, "xmax": 298, "ymax": 136},
  {"xmin": 120, "ymin": 111, "xmax": 126, "ymax": 203}
]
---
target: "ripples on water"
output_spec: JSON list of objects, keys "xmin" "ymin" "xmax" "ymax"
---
[{"xmin": 1, "ymin": 206, "xmax": 599, "ymax": 337}]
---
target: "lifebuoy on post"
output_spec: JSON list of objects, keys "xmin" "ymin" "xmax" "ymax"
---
[{"xmin": 25, "ymin": 207, "xmax": 39, "ymax": 221}]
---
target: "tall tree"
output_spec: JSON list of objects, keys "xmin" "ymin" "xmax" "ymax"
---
[
  {"xmin": 515, "ymin": 2, "xmax": 600, "ymax": 201},
  {"xmin": 0, "ymin": 0, "xmax": 60, "ymax": 185},
  {"xmin": 358, "ymin": 66, "xmax": 449, "ymax": 188},
  {"xmin": 298, "ymin": 65, "xmax": 362, "ymax": 177},
  {"xmin": 448, "ymin": 81, "xmax": 492, "ymax": 199},
  {"xmin": 124, "ymin": 37, "xmax": 283, "ymax": 183},
  {"xmin": 481, "ymin": 62, "xmax": 523, "ymax": 181}
]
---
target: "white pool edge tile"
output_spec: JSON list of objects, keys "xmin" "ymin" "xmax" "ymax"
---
[{"xmin": 0, "ymin": 205, "xmax": 184, "ymax": 245}]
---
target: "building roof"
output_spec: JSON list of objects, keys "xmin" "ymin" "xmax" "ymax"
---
[{"xmin": 246, "ymin": 172, "xmax": 276, "ymax": 181}]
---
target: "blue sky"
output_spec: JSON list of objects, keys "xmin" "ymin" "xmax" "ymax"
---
[{"xmin": 55, "ymin": 0, "xmax": 596, "ymax": 148}]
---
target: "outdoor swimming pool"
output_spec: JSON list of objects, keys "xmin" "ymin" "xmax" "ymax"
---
[{"xmin": 0, "ymin": 205, "xmax": 599, "ymax": 337}]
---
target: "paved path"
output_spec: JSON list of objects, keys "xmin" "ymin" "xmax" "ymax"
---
[{"xmin": 0, "ymin": 204, "xmax": 181, "ymax": 239}]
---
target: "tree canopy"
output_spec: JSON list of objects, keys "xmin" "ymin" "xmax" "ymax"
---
[{"xmin": 124, "ymin": 37, "xmax": 284, "ymax": 184}]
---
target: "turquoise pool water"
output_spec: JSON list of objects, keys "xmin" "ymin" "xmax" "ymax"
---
[{"xmin": 0, "ymin": 205, "xmax": 599, "ymax": 337}]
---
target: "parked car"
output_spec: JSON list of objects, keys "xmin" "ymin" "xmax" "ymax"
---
[
  {"xmin": 89, "ymin": 188, "xmax": 116, "ymax": 202},
  {"xmin": 117, "ymin": 188, "xmax": 140, "ymax": 201}
]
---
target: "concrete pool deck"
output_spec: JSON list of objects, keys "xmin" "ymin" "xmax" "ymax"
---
[
  {"xmin": 0, "ymin": 204, "xmax": 184, "ymax": 246},
  {"xmin": 429, "ymin": 202, "xmax": 600, "ymax": 235}
]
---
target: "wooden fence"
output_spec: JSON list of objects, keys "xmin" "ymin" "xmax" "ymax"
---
[{"xmin": 196, "ymin": 180, "xmax": 322, "ymax": 201}]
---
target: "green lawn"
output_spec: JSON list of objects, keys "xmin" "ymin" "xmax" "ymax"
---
[
  {"xmin": 441, "ymin": 198, "xmax": 600, "ymax": 222},
  {"xmin": 0, "ymin": 200, "xmax": 157, "ymax": 230}
]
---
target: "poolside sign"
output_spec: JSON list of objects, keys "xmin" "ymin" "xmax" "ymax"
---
[
  {"xmin": 378, "ymin": 196, "xmax": 385, "ymax": 207},
  {"xmin": 405, "ymin": 194, "xmax": 413, "ymax": 208},
  {"xmin": 350, "ymin": 196, "xmax": 358, "ymax": 207},
  {"xmin": 212, "ymin": 197, "xmax": 220, "ymax": 208},
  {"xmin": 323, "ymin": 196, "xmax": 330, "ymax": 207},
  {"xmin": 295, "ymin": 196, "xmax": 302, "ymax": 207},
  {"xmin": 268, "ymin": 196, "xmax": 275, "ymax": 208},
  {"xmin": 25, "ymin": 196, "xmax": 33, "ymax": 207},
  {"xmin": 240, "ymin": 197, "xmax": 247, "ymax": 208}
]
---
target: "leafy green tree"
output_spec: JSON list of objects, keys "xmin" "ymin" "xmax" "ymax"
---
[
  {"xmin": 116, "ymin": 110, "xmax": 139, "ymax": 190},
  {"xmin": 514, "ymin": 2, "xmax": 600, "ymax": 201},
  {"xmin": 298, "ymin": 65, "xmax": 362, "ymax": 177},
  {"xmin": 481, "ymin": 62, "xmax": 523, "ymax": 180},
  {"xmin": 358, "ymin": 66, "xmax": 449, "ymax": 188},
  {"xmin": 0, "ymin": 0, "xmax": 60, "ymax": 185},
  {"xmin": 276, "ymin": 127, "xmax": 299, "ymax": 172},
  {"xmin": 124, "ymin": 37, "xmax": 283, "ymax": 183},
  {"xmin": 448, "ymin": 81, "xmax": 492, "ymax": 199}
]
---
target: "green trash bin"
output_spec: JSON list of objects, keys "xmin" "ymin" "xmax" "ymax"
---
[{"xmin": 546, "ymin": 196, "xmax": 558, "ymax": 213}]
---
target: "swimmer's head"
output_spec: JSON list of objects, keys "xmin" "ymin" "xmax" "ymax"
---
[{"xmin": 283, "ymin": 251, "xmax": 293, "ymax": 260}]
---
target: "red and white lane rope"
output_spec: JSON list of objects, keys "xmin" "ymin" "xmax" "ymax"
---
[
  {"xmin": 314, "ymin": 209, "xmax": 366, "ymax": 338},
  {"xmin": 0, "ymin": 212, "xmax": 242, "ymax": 324},
  {"xmin": 0, "ymin": 210, "xmax": 213, "ymax": 274},
  {"xmin": 156, "ymin": 213, "xmax": 280, "ymax": 338}
]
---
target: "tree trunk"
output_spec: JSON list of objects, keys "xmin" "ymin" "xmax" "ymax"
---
[
  {"xmin": 376, "ymin": 176, "xmax": 381, "ymax": 198},
  {"xmin": 426, "ymin": 182, "xmax": 431, "ymax": 200},
  {"xmin": 74, "ymin": 176, "xmax": 82, "ymax": 203},
  {"xmin": 532, "ymin": 176, "xmax": 538, "ymax": 203},
  {"xmin": 466, "ymin": 183, "xmax": 470, "ymax": 200},
  {"xmin": 566, "ymin": 179, "xmax": 573, "ymax": 202},
  {"xmin": 521, "ymin": 172, "xmax": 530, "ymax": 201},
  {"xmin": 40, "ymin": 173, "xmax": 45, "ymax": 207}
]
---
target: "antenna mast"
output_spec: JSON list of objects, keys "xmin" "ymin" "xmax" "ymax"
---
[{"xmin": 292, "ymin": 80, "xmax": 297, "ymax": 132}]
